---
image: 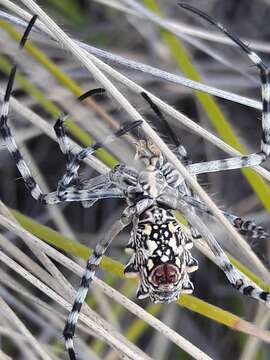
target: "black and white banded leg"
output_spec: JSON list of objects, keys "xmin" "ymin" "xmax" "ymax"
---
[
  {"xmin": 181, "ymin": 193, "xmax": 267, "ymax": 241},
  {"xmin": 54, "ymin": 90, "xmax": 106, "ymax": 160},
  {"xmin": 179, "ymin": 3, "xmax": 270, "ymax": 174},
  {"xmin": 56, "ymin": 120, "xmax": 142, "ymax": 197},
  {"xmin": 53, "ymin": 88, "xmax": 106, "ymax": 189},
  {"xmin": 177, "ymin": 200, "xmax": 270, "ymax": 305},
  {"xmin": 63, "ymin": 214, "xmax": 131, "ymax": 360}
]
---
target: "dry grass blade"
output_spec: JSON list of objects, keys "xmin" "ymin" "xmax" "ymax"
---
[
  {"xmin": 239, "ymin": 306, "xmax": 270, "ymax": 360},
  {"xmin": 0, "ymin": 349, "xmax": 13, "ymax": 360},
  {"xmin": 95, "ymin": 0, "xmax": 270, "ymax": 54},
  {"xmin": 0, "ymin": 297, "xmax": 53, "ymax": 360},
  {"xmin": 0, "ymin": 89, "xmax": 109, "ymax": 174}
]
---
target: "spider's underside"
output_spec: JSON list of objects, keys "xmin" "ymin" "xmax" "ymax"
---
[{"xmin": 1, "ymin": 5, "xmax": 270, "ymax": 360}]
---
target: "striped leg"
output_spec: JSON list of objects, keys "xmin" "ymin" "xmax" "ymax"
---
[
  {"xmin": 181, "ymin": 194, "xmax": 267, "ymax": 241},
  {"xmin": 177, "ymin": 200, "xmax": 270, "ymax": 306},
  {"xmin": 57, "ymin": 120, "xmax": 142, "ymax": 195},
  {"xmin": 63, "ymin": 215, "xmax": 130, "ymax": 360},
  {"xmin": 53, "ymin": 88, "xmax": 105, "ymax": 175},
  {"xmin": 42, "ymin": 188, "xmax": 124, "ymax": 205},
  {"xmin": 0, "ymin": 16, "xmax": 48, "ymax": 202},
  {"xmin": 53, "ymin": 89, "xmax": 106, "ymax": 201},
  {"xmin": 179, "ymin": 4, "xmax": 270, "ymax": 172},
  {"xmin": 0, "ymin": 16, "xmax": 78, "ymax": 204},
  {"xmin": 187, "ymin": 154, "xmax": 267, "ymax": 175}
]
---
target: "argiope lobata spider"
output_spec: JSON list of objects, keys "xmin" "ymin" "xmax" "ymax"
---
[{"xmin": 1, "ymin": 5, "xmax": 270, "ymax": 360}]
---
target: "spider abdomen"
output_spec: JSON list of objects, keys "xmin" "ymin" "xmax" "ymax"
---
[{"xmin": 124, "ymin": 206, "xmax": 198, "ymax": 302}]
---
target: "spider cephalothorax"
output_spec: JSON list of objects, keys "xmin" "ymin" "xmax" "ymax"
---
[
  {"xmin": 120, "ymin": 135, "xmax": 198, "ymax": 303},
  {"xmin": 124, "ymin": 206, "xmax": 198, "ymax": 303}
]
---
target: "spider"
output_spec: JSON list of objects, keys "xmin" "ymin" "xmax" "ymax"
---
[{"xmin": 1, "ymin": 5, "xmax": 270, "ymax": 360}]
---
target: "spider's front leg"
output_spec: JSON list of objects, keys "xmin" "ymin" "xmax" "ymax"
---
[
  {"xmin": 53, "ymin": 88, "xmax": 105, "ymax": 186},
  {"xmin": 0, "ymin": 16, "xmax": 48, "ymax": 203},
  {"xmin": 179, "ymin": 3, "xmax": 270, "ymax": 174},
  {"xmin": 63, "ymin": 211, "xmax": 132, "ymax": 360}
]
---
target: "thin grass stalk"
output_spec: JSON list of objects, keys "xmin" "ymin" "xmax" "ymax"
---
[
  {"xmin": 2, "ymin": 214, "xmax": 265, "ymax": 360},
  {"xmin": 104, "ymin": 0, "xmax": 252, "ymax": 81},
  {"xmin": 0, "ymin": 297, "xmax": 53, "ymax": 360},
  {"xmin": 240, "ymin": 306, "xmax": 270, "ymax": 360},
  {"xmin": 0, "ymin": 88, "xmax": 109, "ymax": 174},
  {"xmin": 95, "ymin": 0, "xmax": 270, "ymax": 54},
  {"xmin": 0, "ymin": 201, "xmax": 74, "ymax": 300},
  {"xmin": 0, "ymin": 14, "xmax": 138, "ymax": 163},
  {"xmin": 0, "ymin": 37, "xmax": 117, "ymax": 168},
  {"xmin": 0, "ymin": 216, "xmax": 213, "ymax": 359}
]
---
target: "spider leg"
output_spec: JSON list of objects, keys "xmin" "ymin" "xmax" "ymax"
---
[
  {"xmin": 79, "ymin": 181, "xmax": 111, "ymax": 208},
  {"xmin": 54, "ymin": 188, "xmax": 124, "ymax": 203},
  {"xmin": 179, "ymin": 4, "xmax": 270, "ymax": 170},
  {"xmin": 181, "ymin": 194, "xmax": 267, "ymax": 241},
  {"xmin": 177, "ymin": 199, "xmax": 270, "ymax": 306},
  {"xmin": 38, "ymin": 185, "xmax": 123, "ymax": 204},
  {"xmin": 53, "ymin": 112, "xmax": 73, "ymax": 166},
  {"xmin": 186, "ymin": 155, "xmax": 265, "ymax": 175},
  {"xmin": 57, "ymin": 120, "xmax": 142, "ymax": 195},
  {"xmin": 0, "ymin": 15, "xmax": 50, "ymax": 202},
  {"xmin": 63, "ymin": 213, "xmax": 131, "ymax": 360},
  {"xmin": 53, "ymin": 88, "xmax": 106, "ymax": 188}
]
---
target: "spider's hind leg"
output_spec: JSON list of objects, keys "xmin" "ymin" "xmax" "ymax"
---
[
  {"xmin": 63, "ymin": 213, "xmax": 131, "ymax": 360},
  {"xmin": 181, "ymin": 194, "xmax": 268, "ymax": 242},
  {"xmin": 177, "ymin": 200, "xmax": 270, "ymax": 306}
]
